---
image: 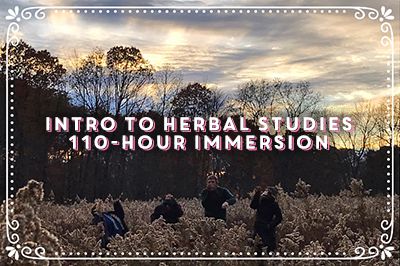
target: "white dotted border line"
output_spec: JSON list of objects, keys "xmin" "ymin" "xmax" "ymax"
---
[
  {"xmin": 9, "ymin": 69, "xmax": 15, "ymax": 214},
  {"xmin": 53, "ymin": 251, "xmax": 347, "ymax": 257},
  {"xmin": 6, "ymin": 7, "xmax": 394, "ymax": 258},
  {"xmin": 385, "ymin": 54, "xmax": 392, "ymax": 214},
  {"xmin": 53, "ymin": 8, "xmax": 347, "ymax": 14}
]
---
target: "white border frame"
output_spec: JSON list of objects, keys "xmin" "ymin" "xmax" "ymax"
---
[{"xmin": 3, "ymin": 5, "xmax": 397, "ymax": 262}]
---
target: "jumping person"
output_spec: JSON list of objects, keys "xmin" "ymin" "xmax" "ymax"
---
[
  {"xmin": 150, "ymin": 194, "xmax": 183, "ymax": 223},
  {"xmin": 200, "ymin": 174, "xmax": 236, "ymax": 221},
  {"xmin": 250, "ymin": 186, "xmax": 282, "ymax": 253},
  {"xmin": 90, "ymin": 200, "xmax": 129, "ymax": 249}
]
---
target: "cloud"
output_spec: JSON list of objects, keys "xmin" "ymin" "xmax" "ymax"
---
[{"xmin": 0, "ymin": 0, "xmax": 398, "ymax": 108}]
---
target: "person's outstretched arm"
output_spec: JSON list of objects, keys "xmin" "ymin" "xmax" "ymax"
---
[
  {"xmin": 150, "ymin": 205, "xmax": 162, "ymax": 223},
  {"xmin": 113, "ymin": 200, "xmax": 125, "ymax": 220}
]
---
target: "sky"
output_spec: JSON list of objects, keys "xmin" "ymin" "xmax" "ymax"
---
[{"xmin": 1, "ymin": 0, "xmax": 399, "ymax": 108}]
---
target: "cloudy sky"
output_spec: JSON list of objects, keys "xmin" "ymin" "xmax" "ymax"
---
[{"xmin": 1, "ymin": 0, "xmax": 399, "ymax": 108}]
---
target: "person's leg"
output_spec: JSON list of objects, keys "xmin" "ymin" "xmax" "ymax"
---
[
  {"xmin": 259, "ymin": 228, "xmax": 269, "ymax": 248},
  {"xmin": 254, "ymin": 223, "xmax": 269, "ymax": 254},
  {"xmin": 266, "ymin": 229, "xmax": 277, "ymax": 253},
  {"xmin": 101, "ymin": 236, "xmax": 108, "ymax": 249},
  {"xmin": 253, "ymin": 224, "xmax": 271, "ymax": 266},
  {"xmin": 253, "ymin": 224, "xmax": 262, "ymax": 255}
]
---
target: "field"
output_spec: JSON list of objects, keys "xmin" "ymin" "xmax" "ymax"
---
[{"xmin": 1, "ymin": 180, "xmax": 398, "ymax": 265}]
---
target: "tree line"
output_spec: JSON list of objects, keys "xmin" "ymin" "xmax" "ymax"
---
[{"xmin": 0, "ymin": 41, "xmax": 399, "ymax": 201}]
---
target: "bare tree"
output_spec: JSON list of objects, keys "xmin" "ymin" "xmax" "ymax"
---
[
  {"xmin": 67, "ymin": 48, "xmax": 112, "ymax": 115},
  {"xmin": 374, "ymin": 95, "xmax": 400, "ymax": 147},
  {"xmin": 236, "ymin": 79, "xmax": 280, "ymax": 120},
  {"xmin": 208, "ymin": 88, "xmax": 229, "ymax": 117},
  {"xmin": 277, "ymin": 80, "xmax": 321, "ymax": 118},
  {"xmin": 329, "ymin": 102, "xmax": 379, "ymax": 181},
  {"xmin": 106, "ymin": 46, "xmax": 153, "ymax": 116},
  {"xmin": 67, "ymin": 46, "xmax": 154, "ymax": 116},
  {"xmin": 152, "ymin": 65, "xmax": 183, "ymax": 116},
  {"xmin": 235, "ymin": 78, "xmax": 321, "ymax": 122}
]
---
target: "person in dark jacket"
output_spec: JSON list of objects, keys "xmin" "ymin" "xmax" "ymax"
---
[
  {"xmin": 250, "ymin": 186, "xmax": 282, "ymax": 253},
  {"xmin": 200, "ymin": 174, "xmax": 236, "ymax": 221},
  {"xmin": 90, "ymin": 200, "xmax": 129, "ymax": 249},
  {"xmin": 150, "ymin": 194, "xmax": 183, "ymax": 223}
]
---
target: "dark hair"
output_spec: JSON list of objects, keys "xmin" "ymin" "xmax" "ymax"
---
[{"xmin": 207, "ymin": 174, "xmax": 218, "ymax": 183}]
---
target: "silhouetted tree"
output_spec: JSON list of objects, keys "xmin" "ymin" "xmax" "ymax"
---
[
  {"xmin": 330, "ymin": 102, "xmax": 379, "ymax": 182},
  {"xmin": 67, "ymin": 48, "xmax": 112, "ymax": 115},
  {"xmin": 374, "ymin": 96, "xmax": 400, "ymax": 147},
  {"xmin": 152, "ymin": 65, "xmax": 183, "ymax": 116},
  {"xmin": 236, "ymin": 79, "xmax": 279, "ymax": 120},
  {"xmin": 107, "ymin": 46, "xmax": 153, "ymax": 116},
  {"xmin": 209, "ymin": 88, "xmax": 229, "ymax": 117},
  {"xmin": 0, "ymin": 41, "xmax": 66, "ymax": 90},
  {"xmin": 277, "ymin": 80, "xmax": 321, "ymax": 118},
  {"xmin": 171, "ymin": 83, "xmax": 213, "ymax": 117},
  {"xmin": 68, "ymin": 46, "xmax": 154, "ymax": 117}
]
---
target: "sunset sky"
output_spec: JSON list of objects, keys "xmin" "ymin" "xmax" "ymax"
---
[{"xmin": 1, "ymin": 0, "xmax": 399, "ymax": 108}]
